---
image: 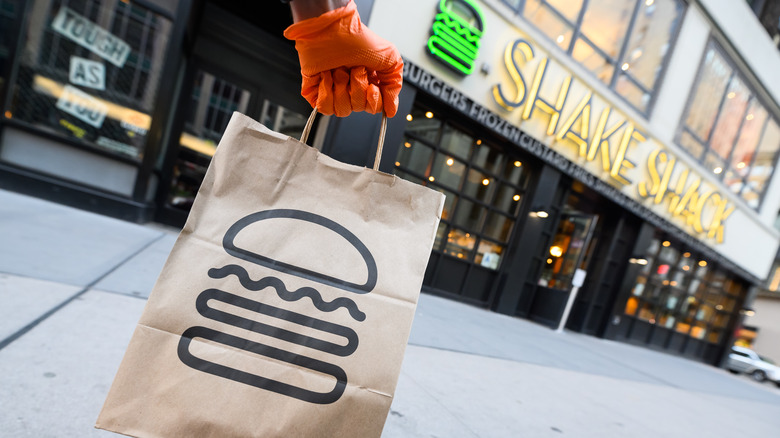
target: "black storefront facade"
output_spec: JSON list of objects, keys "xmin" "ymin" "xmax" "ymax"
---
[{"xmin": 2, "ymin": 0, "xmax": 778, "ymax": 367}]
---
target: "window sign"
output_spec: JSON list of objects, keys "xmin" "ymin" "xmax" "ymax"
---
[
  {"xmin": 9, "ymin": 0, "xmax": 172, "ymax": 159},
  {"xmin": 427, "ymin": 0, "xmax": 485, "ymax": 75},
  {"xmin": 56, "ymin": 84, "xmax": 107, "ymax": 128},
  {"xmin": 51, "ymin": 6, "xmax": 130, "ymax": 67},
  {"xmin": 68, "ymin": 56, "xmax": 105, "ymax": 90}
]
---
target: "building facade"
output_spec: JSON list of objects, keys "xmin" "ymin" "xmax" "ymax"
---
[{"xmin": 2, "ymin": 0, "xmax": 780, "ymax": 366}]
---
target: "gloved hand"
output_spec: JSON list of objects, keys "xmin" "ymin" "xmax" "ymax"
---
[{"xmin": 283, "ymin": 0, "xmax": 403, "ymax": 117}]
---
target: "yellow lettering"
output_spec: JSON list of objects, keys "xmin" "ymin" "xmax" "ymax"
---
[
  {"xmin": 654, "ymin": 155, "xmax": 676, "ymax": 205},
  {"xmin": 522, "ymin": 58, "xmax": 571, "ymax": 135},
  {"xmin": 693, "ymin": 191, "xmax": 716, "ymax": 234},
  {"xmin": 610, "ymin": 124, "xmax": 643, "ymax": 185},
  {"xmin": 672, "ymin": 177, "xmax": 701, "ymax": 217},
  {"xmin": 638, "ymin": 148, "xmax": 664, "ymax": 198},
  {"xmin": 587, "ymin": 107, "xmax": 625, "ymax": 172},
  {"xmin": 707, "ymin": 199, "xmax": 734, "ymax": 242},
  {"xmin": 492, "ymin": 40, "xmax": 534, "ymax": 111},
  {"xmin": 555, "ymin": 92, "xmax": 591, "ymax": 157}
]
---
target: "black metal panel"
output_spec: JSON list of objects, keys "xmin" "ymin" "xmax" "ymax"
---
[
  {"xmin": 423, "ymin": 252, "xmax": 439, "ymax": 286},
  {"xmin": 432, "ymin": 255, "xmax": 468, "ymax": 295},
  {"xmin": 703, "ymin": 343, "xmax": 723, "ymax": 366},
  {"xmin": 528, "ymin": 287, "xmax": 568, "ymax": 329},
  {"xmin": 0, "ymin": 163, "xmax": 153, "ymax": 223},
  {"xmin": 667, "ymin": 331, "xmax": 686, "ymax": 353},
  {"xmin": 649, "ymin": 326, "xmax": 670, "ymax": 348},
  {"xmin": 493, "ymin": 164, "xmax": 562, "ymax": 315},
  {"xmin": 612, "ymin": 316, "xmax": 632, "ymax": 340},
  {"xmin": 628, "ymin": 319, "xmax": 651, "ymax": 343},
  {"xmin": 463, "ymin": 265, "xmax": 495, "ymax": 303},
  {"xmin": 133, "ymin": 0, "xmax": 194, "ymax": 202},
  {"xmin": 684, "ymin": 338, "xmax": 705, "ymax": 359}
]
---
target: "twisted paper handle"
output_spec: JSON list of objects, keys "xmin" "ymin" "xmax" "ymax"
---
[{"xmin": 300, "ymin": 109, "xmax": 388, "ymax": 171}]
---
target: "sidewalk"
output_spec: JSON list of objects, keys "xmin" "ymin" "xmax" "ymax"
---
[{"xmin": 1, "ymin": 188, "xmax": 779, "ymax": 437}]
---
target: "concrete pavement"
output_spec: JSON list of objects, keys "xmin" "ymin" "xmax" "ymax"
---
[{"xmin": 1, "ymin": 188, "xmax": 779, "ymax": 437}]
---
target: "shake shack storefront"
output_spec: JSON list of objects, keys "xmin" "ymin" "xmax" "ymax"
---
[
  {"xmin": 364, "ymin": 0, "xmax": 780, "ymax": 365},
  {"xmin": 2, "ymin": 0, "xmax": 779, "ymax": 366}
]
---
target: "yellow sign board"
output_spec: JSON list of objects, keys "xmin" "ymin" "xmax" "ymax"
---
[{"xmin": 491, "ymin": 38, "xmax": 732, "ymax": 244}]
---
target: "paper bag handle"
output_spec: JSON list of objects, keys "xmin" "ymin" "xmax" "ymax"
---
[{"xmin": 300, "ymin": 109, "xmax": 388, "ymax": 171}]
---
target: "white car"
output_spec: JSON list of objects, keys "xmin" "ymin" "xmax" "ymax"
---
[{"xmin": 726, "ymin": 346, "xmax": 780, "ymax": 386}]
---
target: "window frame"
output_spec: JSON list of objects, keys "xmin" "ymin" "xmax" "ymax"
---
[
  {"xmin": 676, "ymin": 39, "xmax": 780, "ymax": 210},
  {"xmin": 502, "ymin": 0, "xmax": 687, "ymax": 116},
  {"xmin": 394, "ymin": 102, "xmax": 531, "ymax": 270},
  {"xmin": 3, "ymin": 0, "xmax": 175, "ymax": 163},
  {"xmin": 623, "ymin": 233, "xmax": 747, "ymax": 346}
]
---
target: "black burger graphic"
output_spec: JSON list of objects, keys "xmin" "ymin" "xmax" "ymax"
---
[{"xmin": 177, "ymin": 209, "xmax": 377, "ymax": 404}]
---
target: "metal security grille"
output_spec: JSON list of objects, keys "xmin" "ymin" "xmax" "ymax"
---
[
  {"xmin": 9, "ymin": 0, "xmax": 172, "ymax": 159},
  {"xmin": 394, "ymin": 102, "xmax": 530, "ymax": 271}
]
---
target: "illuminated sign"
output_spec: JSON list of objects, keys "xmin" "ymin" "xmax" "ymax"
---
[
  {"xmin": 490, "ymin": 38, "xmax": 734, "ymax": 243},
  {"xmin": 427, "ymin": 0, "xmax": 484, "ymax": 75}
]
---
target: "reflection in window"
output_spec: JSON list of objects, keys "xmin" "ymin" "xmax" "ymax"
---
[
  {"xmin": 623, "ymin": 232, "xmax": 747, "ymax": 345},
  {"xmin": 539, "ymin": 213, "xmax": 597, "ymax": 290},
  {"xmin": 678, "ymin": 42, "xmax": 780, "ymax": 209},
  {"xmin": 506, "ymin": 0, "xmax": 684, "ymax": 113},
  {"xmin": 0, "ymin": 0, "xmax": 20, "ymax": 95},
  {"xmin": 168, "ymin": 70, "xmax": 308, "ymax": 211},
  {"xmin": 395, "ymin": 103, "xmax": 530, "ymax": 270},
  {"xmin": 9, "ymin": 0, "xmax": 173, "ymax": 159}
]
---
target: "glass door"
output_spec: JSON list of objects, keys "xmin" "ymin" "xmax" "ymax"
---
[
  {"xmin": 538, "ymin": 212, "xmax": 598, "ymax": 290},
  {"xmin": 167, "ymin": 68, "xmax": 257, "ymax": 212},
  {"xmin": 528, "ymin": 210, "xmax": 599, "ymax": 328},
  {"xmin": 156, "ymin": 63, "xmax": 308, "ymax": 225}
]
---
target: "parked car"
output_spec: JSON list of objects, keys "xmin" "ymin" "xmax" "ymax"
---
[{"xmin": 726, "ymin": 346, "xmax": 780, "ymax": 386}]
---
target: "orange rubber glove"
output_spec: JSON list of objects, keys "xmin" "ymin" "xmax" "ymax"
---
[{"xmin": 283, "ymin": 1, "xmax": 403, "ymax": 118}]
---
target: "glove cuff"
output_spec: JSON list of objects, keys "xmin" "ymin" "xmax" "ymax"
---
[{"xmin": 283, "ymin": 0, "xmax": 357, "ymax": 40}]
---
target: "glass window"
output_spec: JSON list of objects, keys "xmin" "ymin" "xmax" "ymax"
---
[
  {"xmin": 580, "ymin": 0, "xmax": 633, "ymax": 60},
  {"xmin": 8, "ymin": 0, "xmax": 173, "ymax": 159},
  {"xmin": 431, "ymin": 154, "xmax": 466, "ymax": 189},
  {"xmin": 406, "ymin": 106, "xmax": 441, "ymax": 142},
  {"xmin": 507, "ymin": 0, "xmax": 684, "ymax": 113},
  {"xmin": 678, "ymin": 42, "xmax": 780, "ymax": 209},
  {"xmin": 444, "ymin": 228, "xmax": 476, "ymax": 260},
  {"xmin": 746, "ymin": 118, "xmax": 780, "ymax": 201},
  {"xmin": 0, "ymin": 0, "xmax": 20, "ymax": 95},
  {"xmin": 624, "ymin": 232, "xmax": 747, "ymax": 345},
  {"xmin": 397, "ymin": 137, "xmax": 434, "ymax": 176},
  {"xmin": 683, "ymin": 49, "xmax": 731, "ymax": 145},
  {"xmin": 395, "ymin": 103, "xmax": 530, "ymax": 270}
]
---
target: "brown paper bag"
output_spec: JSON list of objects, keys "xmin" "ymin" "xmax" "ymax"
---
[{"xmin": 96, "ymin": 112, "xmax": 444, "ymax": 437}]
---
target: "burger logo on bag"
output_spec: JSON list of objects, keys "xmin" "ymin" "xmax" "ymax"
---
[{"xmin": 177, "ymin": 209, "xmax": 377, "ymax": 404}]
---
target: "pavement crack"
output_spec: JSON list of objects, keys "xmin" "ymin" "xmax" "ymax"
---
[{"xmin": 0, "ymin": 232, "xmax": 166, "ymax": 351}]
